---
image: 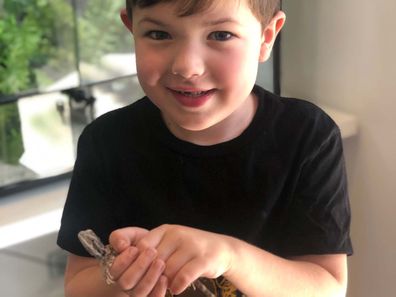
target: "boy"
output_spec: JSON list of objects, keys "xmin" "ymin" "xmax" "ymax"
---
[{"xmin": 57, "ymin": 0, "xmax": 352, "ymax": 296}]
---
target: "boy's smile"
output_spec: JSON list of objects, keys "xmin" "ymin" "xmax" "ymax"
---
[
  {"xmin": 167, "ymin": 86, "xmax": 217, "ymax": 108},
  {"xmin": 123, "ymin": 0, "xmax": 284, "ymax": 145}
]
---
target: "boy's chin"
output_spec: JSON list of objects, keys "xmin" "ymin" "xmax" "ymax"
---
[{"xmin": 171, "ymin": 120, "xmax": 215, "ymax": 133}]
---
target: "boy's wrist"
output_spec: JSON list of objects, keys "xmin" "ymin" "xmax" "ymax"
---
[{"xmin": 221, "ymin": 235, "xmax": 241, "ymax": 281}]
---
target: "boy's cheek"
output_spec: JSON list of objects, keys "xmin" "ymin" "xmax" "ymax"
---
[
  {"xmin": 137, "ymin": 69, "xmax": 162, "ymax": 88},
  {"xmin": 136, "ymin": 57, "xmax": 163, "ymax": 86},
  {"xmin": 215, "ymin": 56, "xmax": 257, "ymax": 84}
]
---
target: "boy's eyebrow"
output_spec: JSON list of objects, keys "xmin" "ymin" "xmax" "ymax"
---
[
  {"xmin": 138, "ymin": 17, "xmax": 169, "ymax": 27},
  {"xmin": 203, "ymin": 17, "xmax": 241, "ymax": 26},
  {"xmin": 137, "ymin": 16, "xmax": 240, "ymax": 27}
]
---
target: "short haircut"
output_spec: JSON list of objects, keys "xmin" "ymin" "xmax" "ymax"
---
[{"xmin": 125, "ymin": 0, "xmax": 281, "ymax": 27}]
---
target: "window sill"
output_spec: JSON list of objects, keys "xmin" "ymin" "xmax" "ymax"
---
[{"xmin": 0, "ymin": 179, "xmax": 69, "ymax": 249}]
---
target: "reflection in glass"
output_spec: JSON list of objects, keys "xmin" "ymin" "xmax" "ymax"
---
[
  {"xmin": 0, "ymin": 94, "xmax": 73, "ymax": 188},
  {"xmin": 0, "ymin": 76, "xmax": 144, "ymax": 189}
]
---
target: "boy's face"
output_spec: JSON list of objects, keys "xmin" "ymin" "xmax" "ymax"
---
[{"xmin": 122, "ymin": 0, "xmax": 284, "ymax": 142}]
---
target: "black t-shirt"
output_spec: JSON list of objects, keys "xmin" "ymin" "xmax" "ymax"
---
[{"xmin": 58, "ymin": 85, "xmax": 352, "ymax": 259}]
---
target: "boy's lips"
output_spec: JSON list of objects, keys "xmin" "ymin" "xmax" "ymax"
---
[{"xmin": 167, "ymin": 87, "xmax": 216, "ymax": 108}]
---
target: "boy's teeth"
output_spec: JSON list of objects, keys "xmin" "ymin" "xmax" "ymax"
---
[{"xmin": 177, "ymin": 90, "xmax": 208, "ymax": 96}]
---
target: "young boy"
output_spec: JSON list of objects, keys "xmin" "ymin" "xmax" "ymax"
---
[{"xmin": 57, "ymin": 0, "xmax": 352, "ymax": 296}]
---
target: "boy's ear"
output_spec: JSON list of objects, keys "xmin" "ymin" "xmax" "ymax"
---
[
  {"xmin": 120, "ymin": 8, "xmax": 133, "ymax": 33},
  {"xmin": 259, "ymin": 11, "xmax": 286, "ymax": 62}
]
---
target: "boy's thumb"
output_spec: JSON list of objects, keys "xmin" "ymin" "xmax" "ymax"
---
[{"xmin": 109, "ymin": 226, "xmax": 149, "ymax": 252}]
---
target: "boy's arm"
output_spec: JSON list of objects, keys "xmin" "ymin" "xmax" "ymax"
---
[
  {"xmin": 224, "ymin": 237, "xmax": 348, "ymax": 297},
  {"xmin": 64, "ymin": 255, "xmax": 125, "ymax": 297}
]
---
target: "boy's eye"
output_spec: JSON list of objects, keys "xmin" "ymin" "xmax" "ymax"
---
[
  {"xmin": 145, "ymin": 30, "xmax": 171, "ymax": 40},
  {"xmin": 208, "ymin": 31, "xmax": 234, "ymax": 41}
]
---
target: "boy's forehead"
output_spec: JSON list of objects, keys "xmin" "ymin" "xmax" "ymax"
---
[
  {"xmin": 133, "ymin": 0, "xmax": 246, "ymax": 17},
  {"xmin": 131, "ymin": 0, "xmax": 265, "ymax": 32}
]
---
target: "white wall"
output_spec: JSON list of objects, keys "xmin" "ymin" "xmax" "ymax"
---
[{"xmin": 281, "ymin": 1, "xmax": 396, "ymax": 297}]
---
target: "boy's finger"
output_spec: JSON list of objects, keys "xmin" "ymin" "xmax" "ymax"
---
[
  {"xmin": 161, "ymin": 249, "xmax": 195, "ymax": 281},
  {"xmin": 148, "ymin": 275, "xmax": 169, "ymax": 297},
  {"xmin": 109, "ymin": 227, "xmax": 149, "ymax": 252},
  {"xmin": 117, "ymin": 247, "xmax": 158, "ymax": 292},
  {"xmin": 128, "ymin": 258, "xmax": 166, "ymax": 297},
  {"xmin": 109, "ymin": 246, "xmax": 139, "ymax": 281},
  {"xmin": 169, "ymin": 258, "xmax": 206, "ymax": 295},
  {"xmin": 136, "ymin": 224, "xmax": 172, "ymax": 254}
]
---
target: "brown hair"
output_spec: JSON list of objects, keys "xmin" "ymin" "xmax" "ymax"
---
[{"xmin": 125, "ymin": 0, "xmax": 281, "ymax": 27}]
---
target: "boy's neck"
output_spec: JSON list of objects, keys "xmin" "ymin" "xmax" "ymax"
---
[{"xmin": 162, "ymin": 93, "xmax": 258, "ymax": 146}]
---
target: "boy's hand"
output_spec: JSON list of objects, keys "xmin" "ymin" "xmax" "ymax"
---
[
  {"xmin": 121, "ymin": 224, "xmax": 235, "ymax": 295},
  {"xmin": 108, "ymin": 227, "xmax": 169, "ymax": 297}
]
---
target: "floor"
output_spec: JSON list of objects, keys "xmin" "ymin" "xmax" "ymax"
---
[{"xmin": 0, "ymin": 232, "xmax": 67, "ymax": 297}]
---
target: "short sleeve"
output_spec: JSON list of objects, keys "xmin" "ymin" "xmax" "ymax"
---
[
  {"xmin": 57, "ymin": 124, "xmax": 118, "ymax": 256},
  {"xmin": 278, "ymin": 127, "xmax": 353, "ymax": 256}
]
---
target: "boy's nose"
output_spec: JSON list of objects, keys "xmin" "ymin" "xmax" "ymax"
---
[{"xmin": 171, "ymin": 43, "xmax": 205, "ymax": 79}]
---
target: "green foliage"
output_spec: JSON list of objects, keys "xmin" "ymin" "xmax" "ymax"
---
[
  {"xmin": 0, "ymin": 14, "xmax": 42, "ymax": 94},
  {"xmin": 78, "ymin": 0, "xmax": 133, "ymax": 64},
  {"xmin": 0, "ymin": 103, "xmax": 24, "ymax": 164},
  {"xmin": 0, "ymin": 0, "xmax": 74, "ymax": 95}
]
